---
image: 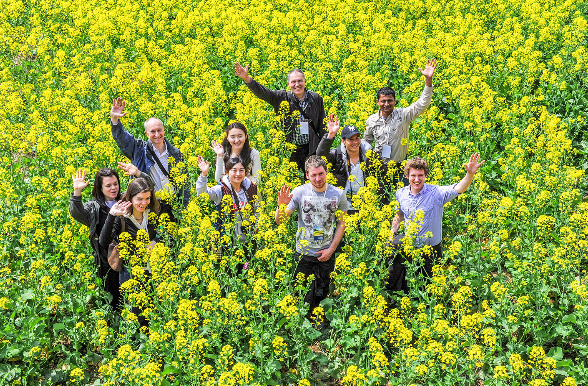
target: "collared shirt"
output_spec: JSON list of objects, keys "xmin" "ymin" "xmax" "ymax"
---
[
  {"xmin": 292, "ymin": 92, "xmax": 310, "ymax": 146},
  {"xmin": 148, "ymin": 141, "xmax": 171, "ymax": 193},
  {"xmin": 364, "ymin": 85, "xmax": 433, "ymax": 163},
  {"xmin": 395, "ymin": 183, "xmax": 459, "ymax": 247}
]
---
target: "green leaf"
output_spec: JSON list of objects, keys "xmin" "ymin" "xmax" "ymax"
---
[
  {"xmin": 267, "ymin": 360, "xmax": 282, "ymax": 371},
  {"xmin": 547, "ymin": 346, "xmax": 563, "ymax": 360},
  {"xmin": 21, "ymin": 290, "xmax": 34, "ymax": 301},
  {"xmin": 277, "ymin": 317, "xmax": 288, "ymax": 329},
  {"xmin": 53, "ymin": 323, "xmax": 65, "ymax": 331},
  {"xmin": 557, "ymin": 359, "xmax": 573, "ymax": 368},
  {"xmin": 162, "ymin": 365, "xmax": 180, "ymax": 375},
  {"xmin": 562, "ymin": 314, "xmax": 576, "ymax": 324}
]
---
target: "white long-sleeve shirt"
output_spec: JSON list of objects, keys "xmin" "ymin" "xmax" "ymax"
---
[{"xmin": 364, "ymin": 85, "xmax": 433, "ymax": 163}]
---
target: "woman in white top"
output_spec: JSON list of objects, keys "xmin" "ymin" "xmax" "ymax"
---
[
  {"xmin": 197, "ymin": 156, "xmax": 258, "ymax": 274},
  {"xmin": 211, "ymin": 122, "xmax": 261, "ymax": 183}
]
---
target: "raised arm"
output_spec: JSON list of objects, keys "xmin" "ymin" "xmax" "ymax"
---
[
  {"xmin": 316, "ymin": 114, "xmax": 339, "ymax": 158},
  {"xmin": 454, "ymin": 153, "xmax": 485, "ymax": 194},
  {"xmin": 110, "ymin": 98, "xmax": 142, "ymax": 160},
  {"xmin": 196, "ymin": 156, "xmax": 222, "ymax": 204},
  {"xmin": 69, "ymin": 170, "xmax": 92, "ymax": 226},
  {"xmin": 235, "ymin": 62, "xmax": 285, "ymax": 108},
  {"xmin": 210, "ymin": 140, "xmax": 225, "ymax": 182},
  {"xmin": 234, "ymin": 62, "xmax": 253, "ymax": 84},
  {"xmin": 418, "ymin": 58, "xmax": 437, "ymax": 88},
  {"xmin": 403, "ymin": 59, "xmax": 437, "ymax": 122},
  {"xmin": 275, "ymin": 185, "xmax": 294, "ymax": 225}
]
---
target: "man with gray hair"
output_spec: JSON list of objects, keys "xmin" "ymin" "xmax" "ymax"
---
[
  {"xmin": 235, "ymin": 63, "xmax": 327, "ymax": 172},
  {"xmin": 109, "ymin": 98, "xmax": 190, "ymax": 208}
]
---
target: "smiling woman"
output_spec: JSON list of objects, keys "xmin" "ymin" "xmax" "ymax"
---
[
  {"xmin": 69, "ymin": 168, "xmax": 122, "ymax": 309},
  {"xmin": 211, "ymin": 122, "xmax": 261, "ymax": 183},
  {"xmin": 98, "ymin": 177, "xmax": 164, "ymax": 327}
]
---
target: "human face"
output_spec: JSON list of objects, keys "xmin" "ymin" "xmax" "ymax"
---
[
  {"xmin": 227, "ymin": 128, "xmax": 246, "ymax": 153},
  {"xmin": 408, "ymin": 168, "xmax": 427, "ymax": 194},
  {"xmin": 101, "ymin": 176, "xmax": 119, "ymax": 201},
  {"xmin": 288, "ymin": 71, "xmax": 306, "ymax": 99},
  {"xmin": 228, "ymin": 163, "xmax": 246, "ymax": 185},
  {"xmin": 306, "ymin": 166, "xmax": 327, "ymax": 191},
  {"xmin": 145, "ymin": 119, "xmax": 165, "ymax": 145},
  {"xmin": 343, "ymin": 134, "xmax": 362, "ymax": 155},
  {"xmin": 377, "ymin": 94, "xmax": 396, "ymax": 117},
  {"xmin": 131, "ymin": 191, "xmax": 151, "ymax": 216}
]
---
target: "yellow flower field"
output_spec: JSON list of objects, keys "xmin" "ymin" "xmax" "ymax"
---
[{"xmin": 0, "ymin": 0, "xmax": 587, "ymax": 384}]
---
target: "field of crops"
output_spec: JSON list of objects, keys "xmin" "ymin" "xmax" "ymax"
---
[{"xmin": 1, "ymin": 0, "xmax": 588, "ymax": 384}]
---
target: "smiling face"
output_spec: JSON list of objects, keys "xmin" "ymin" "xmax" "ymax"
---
[
  {"xmin": 306, "ymin": 166, "xmax": 327, "ymax": 192},
  {"xmin": 407, "ymin": 168, "xmax": 427, "ymax": 194},
  {"xmin": 144, "ymin": 118, "xmax": 165, "ymax": 146},
  {"xmin": 376, "ymin": 94, "xmax": 397, "ymax": 117},
  {"xmin": 131, "ymin": 191, "xmax": 151, "ymax": 217},
  {"xmin": 101, "ymin": 175, "xmax": 119, "ymax": 201},
  {"xmin": 287, "ymin": 70, "xmax": 306, "ymax": 99},
  {"xmin": 228, "ymin": 162, "xmax": 246, "ymax": 185},
  {"xmin": 227, "ymin": 128, "xmax": 246, "ymax": 153},
  {"xmin": 343, "ymin": 134, "xmax": 362, "ymax": 156}
]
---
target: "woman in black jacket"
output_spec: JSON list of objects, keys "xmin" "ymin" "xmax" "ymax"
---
[
  {"xmin": 99, "ymin": 177, "xmax": 162, "ymax": 327},
  {"xmin": 99, "ymin": 177, "xmax": 161, "ymax": 284},
  {"xmin": 69, "ymin": 168, "xmax": 122, "ymax": 309},
  {"xmin": 316, "ymin": 115, "xmax": 387, "ymax": 211}
]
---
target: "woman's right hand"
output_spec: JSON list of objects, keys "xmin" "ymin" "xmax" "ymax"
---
[
  {"xmin": 197, "ymin": 156, "xmax": 210, "ymax": 176},
  {"xmin": 109, "ymin": 200, "xmax": 132, "ymax": 216},
  {"xmin": 210, "ymin": 140, "xmax": 224, "ymax": 158},
  {"xmin": 72, "ymin": 170, "xmax": 90, "ymax": 196}
]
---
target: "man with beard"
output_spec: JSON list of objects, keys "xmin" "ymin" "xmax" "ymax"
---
[{"xmin": 275, "ymin": 156, "xmax": 347, "ymax": 319}]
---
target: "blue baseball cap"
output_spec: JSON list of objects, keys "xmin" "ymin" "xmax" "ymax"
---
[{"xmin": 341, "ymin": 125, "xmax": 361, "ymax": 139}]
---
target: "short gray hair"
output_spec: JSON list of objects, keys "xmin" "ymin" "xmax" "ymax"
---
[
  {"xmin": 287, "ymin": 69, "xmax": 306, "ymax": 83},
  {"xmin": 144, "ymin": 117, "xmax": 164, "ymax": 131}
]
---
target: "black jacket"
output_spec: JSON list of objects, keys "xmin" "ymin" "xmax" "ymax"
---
[
  {"xmin": 69, "ymin": 195, "xmax": 113, "ymax": 265},
  {"xmin": 246, "ymin": 78, "xmax": 326, "ymax": 155},
  {"xmin": 316, "ymin": 134, "xmax": 386, "ymax": 199},
  {"xmin": 99, "ymin": 213, "xmax": 158, "ymax": 253}
]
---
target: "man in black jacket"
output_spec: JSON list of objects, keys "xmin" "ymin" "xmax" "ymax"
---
[
  {"xmin": 235, "ymin": 63, "xmax": 327, "ymax": 172},
  {"xmin": 316, "ymin": 115, "xmax": 386, "ymax": 212}
]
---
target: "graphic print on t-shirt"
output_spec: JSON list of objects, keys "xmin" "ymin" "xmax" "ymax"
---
[{"xmin": 298, "ymin": 195, "xmax": 339, "ymax": 249}]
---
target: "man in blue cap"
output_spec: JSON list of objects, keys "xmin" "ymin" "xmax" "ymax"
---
[{"xmin": 316, "ymin": 115, "xmax": 385, "ymax": 213}]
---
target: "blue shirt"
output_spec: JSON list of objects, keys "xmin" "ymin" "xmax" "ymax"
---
[{"xmin": 396, "ymin": 183, "xmax": 460, "ymax": 247}]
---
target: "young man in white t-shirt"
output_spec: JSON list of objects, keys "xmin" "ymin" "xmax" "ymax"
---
[{"xmin": 276, "ymin": 156, "xmax": 348, "ymax": 316}]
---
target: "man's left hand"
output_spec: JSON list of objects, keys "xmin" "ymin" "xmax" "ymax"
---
[
  {"xmin": 316, "ymin": 248, "xmax": 334, "ymax": 262},
  {"xmin": 464, "ymin": 152, "xmax": 485, "ymax": 175},
  {"xmin": 418, "ymin": 59, "xmax": 438, "ymax": 85}
]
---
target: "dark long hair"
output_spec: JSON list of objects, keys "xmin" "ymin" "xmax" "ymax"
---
[
  {"xmin": 91, "ymin": 168, "xmax": 121, "ymax": 203},
  {"xmin": 222, "ymin": 122, "xmax": 253, "ymax": 175},
  {"xmin": 121, "ymin": 178, "xmax": 160, "ymax": 215}
]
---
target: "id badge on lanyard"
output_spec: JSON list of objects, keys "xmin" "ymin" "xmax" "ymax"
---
[
  {"xmin": 313, "ymin": 225, "xmax": 325, "ymax": 241},
  {"xmin": 381, "ymin": 145, "xmax": 392, "ymax": 159},
  {"xmin": 299, "ymin": 120, "xmax": 310, "ymax": 135}
]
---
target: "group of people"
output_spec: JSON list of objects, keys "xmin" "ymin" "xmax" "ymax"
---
[{"xmin": 69, "ymin": 59, "xmax": 485, "ymax": 321}]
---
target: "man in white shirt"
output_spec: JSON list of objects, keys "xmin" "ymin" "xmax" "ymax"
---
[{"xmin": 364, "ymin": 59, "xmax": 438, "ymax": 199}]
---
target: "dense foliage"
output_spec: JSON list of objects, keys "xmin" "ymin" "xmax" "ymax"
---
[{"xmin": 1, "ymin": 0, "xmax": 587, "ymax": 384}]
